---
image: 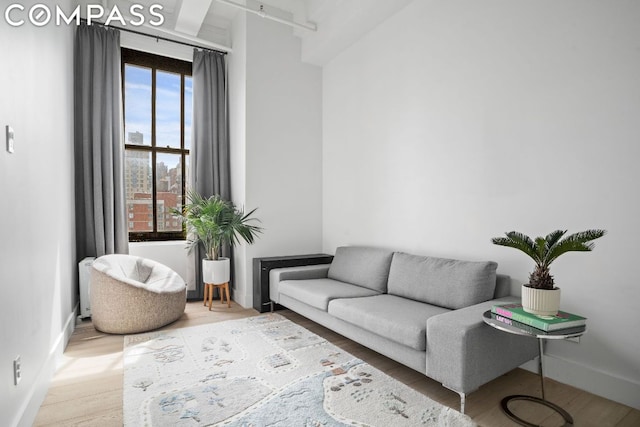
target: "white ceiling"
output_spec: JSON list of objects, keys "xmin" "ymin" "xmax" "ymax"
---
[{"xmin": 104, "ymin": 0, "xmax": 413, "ymax": 65}]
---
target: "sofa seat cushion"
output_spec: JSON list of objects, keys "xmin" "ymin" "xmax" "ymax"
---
[
  {"xmin": 278, "ymin": 278, "xmax": 380, "ymax": 311},
  {"xmin": 388, "ymin": 252, "xmax": 498, "ymax": 310},
  {"xmin": 327, "ymin": 246, "xmax": 394, "ymax": 292},
  {"xmin": 328, "ymin": 295, "xmax": 450, "ymax": 351}
]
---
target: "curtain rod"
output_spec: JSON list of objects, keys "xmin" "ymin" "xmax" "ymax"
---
[{"xmin": 79, "ymin": 18, "xmax": 230, "ymax": 55}]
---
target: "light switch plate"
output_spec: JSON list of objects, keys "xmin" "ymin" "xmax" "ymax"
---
[{"xmin": 6, "ymin": 126, "xmax": 14, "ymax": 154}]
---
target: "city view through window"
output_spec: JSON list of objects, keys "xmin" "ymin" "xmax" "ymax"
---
[{"xmin": 123, "ymin": 49, "xmax": 192, "ymax": 240}]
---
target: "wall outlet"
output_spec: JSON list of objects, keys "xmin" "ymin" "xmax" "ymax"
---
[
  {"xmin": 6, "ymin": 126, "xmax": 14, "ymax": 154},
  {"xmin": 13, "ymin": 355, "xmax": 21, "ymax": 385}
]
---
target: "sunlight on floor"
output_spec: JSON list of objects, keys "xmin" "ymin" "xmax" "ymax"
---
[{"xmin": 52, "ymin": 352, "xmax": 123, "ymax": 384}]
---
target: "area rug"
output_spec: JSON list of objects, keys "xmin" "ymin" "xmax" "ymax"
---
[{"xmin": 123, "ymin": 313, "xmax": 476, "ymax": 426}]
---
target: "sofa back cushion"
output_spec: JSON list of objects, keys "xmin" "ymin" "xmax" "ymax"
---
[
  {"xmin": 327, "ymin": 246, "xmax": 394, "ymax": 292},
  {"xmin": 387, "ymin": 252, "xmax": 497, "ymax": 309}
]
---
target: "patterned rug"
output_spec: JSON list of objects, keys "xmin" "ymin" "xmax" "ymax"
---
[{"xmin": 123, "ymin": 313, "xmax": 476, "ymax": 426}]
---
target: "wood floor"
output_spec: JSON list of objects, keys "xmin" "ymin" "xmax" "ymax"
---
[{"xmin": 35, "ymin": 301, "xmax": 640, "ymax": 426}]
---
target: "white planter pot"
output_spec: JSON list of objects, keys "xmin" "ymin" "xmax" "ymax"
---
[
  {"xmin": 202, "ymin": 258, "xmax": 230, "ymax": 284},
  {"xmin": 521, "ymin": 285, "xmax": 561, "ymax": 316}
]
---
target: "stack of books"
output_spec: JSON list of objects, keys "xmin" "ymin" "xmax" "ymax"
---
[{"xmin": 491, "ymin": 303, "xmax": 586, "ymax": 335}]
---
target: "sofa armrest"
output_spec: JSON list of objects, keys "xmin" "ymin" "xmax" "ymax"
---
[
  {"xmin": 269, "ymin": 265, "xmax": 330, "ymax": 304},
  {"xmin": 426, "ymin": 296, "xmax": 538, "ymax": 395}
]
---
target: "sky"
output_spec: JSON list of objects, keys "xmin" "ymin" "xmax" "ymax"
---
[{"xmin": 124, "ymin": 63, "xmax": 192, "ymax": 172}]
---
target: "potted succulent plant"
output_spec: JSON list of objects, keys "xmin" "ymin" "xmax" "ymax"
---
[
  {"xmin": 491, "ymin": 229, "xmax": 606, "ymax": 316},
  {"xmin": 174, "ymin": 190, "xmax": 262, "ymax": 285}
]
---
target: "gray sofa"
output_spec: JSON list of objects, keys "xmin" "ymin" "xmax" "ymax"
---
[{"xmin": 269, "ymin": 246, "xmax": 538, "ymax": 413}]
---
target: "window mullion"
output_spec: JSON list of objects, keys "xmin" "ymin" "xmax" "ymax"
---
[
  {"xmin": 180, "ymin": 74, "xmax": 186, "ymax": 212},
  {"xmin": 151, "ymin": 67, "xmax": 158, "ymax": 234}
]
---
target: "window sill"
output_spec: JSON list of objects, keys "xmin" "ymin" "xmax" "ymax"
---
[{"xmin": 129, "ymin": 240, "xmax": 187, "ymax": 247}]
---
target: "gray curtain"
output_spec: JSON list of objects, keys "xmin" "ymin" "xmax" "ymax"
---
[
  {"xmin": 74, "ymin": 23, "xmax": 128, "ymax": 261},
  {"xmin": 188, "ymin": 49, "xmax": 231, "ymax": 299}
]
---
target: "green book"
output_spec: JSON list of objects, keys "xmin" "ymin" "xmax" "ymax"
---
[
  {"xmin": 489, "ymin": 313, "xmax": 586, "ymax": 336},
  {"xmin": 491, "ymin": 303, "xmax": 586, "ymax": 331}
]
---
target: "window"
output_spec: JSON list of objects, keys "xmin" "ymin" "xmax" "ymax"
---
[{"xmin": 122, "ymin": 49, "xmax": 192, "ymax": 241}]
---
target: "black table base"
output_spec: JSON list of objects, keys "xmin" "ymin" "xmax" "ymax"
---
[{"xmin": 501, "ymin": 394, "xmax": 574, "ymax": 426}]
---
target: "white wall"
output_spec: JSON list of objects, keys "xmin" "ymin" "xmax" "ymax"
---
[
  {"xmin": 0, "ymin": 1, "xmax": 76, "ymax": 425},
  {"xmin": 120, "ymin": 31, "xmax": 194, "ymax": 62},
  {"xmin": 322, "ymin": 0, "xmax": 640, "ymax": 409},
  {"xmin": 228, "ymin": 12, "xmax": 324, "ymax": 307},
  {"xmin": 228, "ymin": 11, "xmax": 249, "ymax": 304}
]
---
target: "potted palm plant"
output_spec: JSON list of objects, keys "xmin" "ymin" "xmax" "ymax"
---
[
  {"xmin": 491, "ymin": 229, "xmax": 606, "ymax": 316},
  {"xmin": 175, "ymin": 191, "xmax": 262, "ymax": 285}
]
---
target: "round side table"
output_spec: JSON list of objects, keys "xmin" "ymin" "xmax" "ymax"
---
[{"xmin": 482, "ymin": 310, "xmax": 586, "ymax": 427}]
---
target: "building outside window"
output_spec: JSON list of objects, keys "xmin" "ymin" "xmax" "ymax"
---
[{"xmin": 122, "ymin": 48, "xmax": 192, "ymax": 241}]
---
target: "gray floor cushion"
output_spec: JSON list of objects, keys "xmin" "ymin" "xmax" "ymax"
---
[
  {"xmin": 328, "ymin": 294, "xmax": 450, "ymax": 350},
  {"xmin": 278, "ymin": 278, "xmax": 379, "ymax": 311},
  {"xmin": 91, "ymin": 254, "xmax": 186, "ymax": 334}
]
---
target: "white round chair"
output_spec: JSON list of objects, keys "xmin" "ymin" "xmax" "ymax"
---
[{"xmin": 90, "ymin": 254, "xmax": 187, "ymax": 334}]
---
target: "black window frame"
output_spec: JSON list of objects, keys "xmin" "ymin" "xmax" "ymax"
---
[{"xmin": 121, "ymin": 48, "xmax": 191, "ymax": 242}]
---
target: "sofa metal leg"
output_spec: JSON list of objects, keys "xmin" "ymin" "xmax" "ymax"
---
[{"xmin": 442, "ymin": 384, "xmax": 469, "ymax": 414}]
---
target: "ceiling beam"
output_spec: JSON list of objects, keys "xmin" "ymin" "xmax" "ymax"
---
[{"xmin": 174, "ymin": 0, "xmax": 214, "ymax": 36}]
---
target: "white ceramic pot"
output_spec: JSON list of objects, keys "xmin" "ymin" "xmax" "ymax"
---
[
  {"xmin": 521, "ymin": 285, "xmax": 561, "ymax": 316},
  {"xmin": 202, "ymin": 257, "xmax": 230, "ymax": 284}
]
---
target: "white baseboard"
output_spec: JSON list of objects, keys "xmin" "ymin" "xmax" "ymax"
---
[
  {"xmin": 14, "ymin": 306, "xmax": 77, "ymax": 427},
  {"xmin": 237, "ymin": 291, "xmax": 252, "ymax": 309},
  {"xmin": 227, "ymin": 281, "xmax": 251, "ymax": 309},
  {"xmin": 521, "ymin": 354, "xmax": 640, "ymax": 411}
]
